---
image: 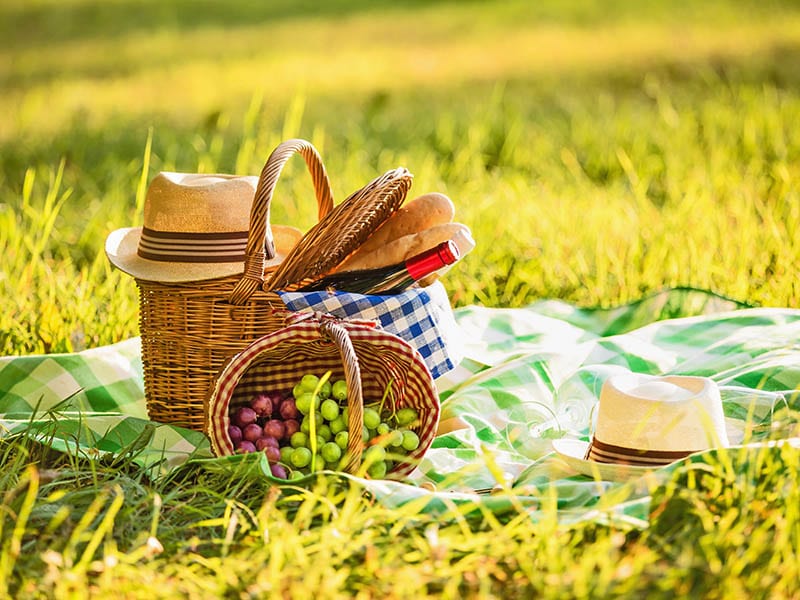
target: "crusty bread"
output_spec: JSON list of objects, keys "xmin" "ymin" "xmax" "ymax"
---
[
  {"xmin": 336, "ymin": 222, "xmax": 472, "ymax": 272},
  {"xmin": 348, "ymin": 192, "xmax": 455, "ymax": 257}
]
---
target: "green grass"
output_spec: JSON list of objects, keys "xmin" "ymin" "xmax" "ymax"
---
[{"xmin": 2, "ymin": 0, "xmax": 800, "ymax": 597}]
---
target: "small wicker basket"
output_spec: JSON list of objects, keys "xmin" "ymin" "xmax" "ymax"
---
[
  {"xmin": 205, "ymin": 315, "xmax": 440, "ymax": 479},
  {"xmin": 136, "ymin": 139, "xmax": 412, "ymax": 431}
]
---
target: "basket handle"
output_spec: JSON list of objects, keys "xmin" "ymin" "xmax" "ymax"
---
[
  {"xmin": 320, "ymin": 320, "xmax": 364, "ymax": 472},
  {"xmin": 229, "ymin": 139, "xmax": 334, "ymax": 305}
]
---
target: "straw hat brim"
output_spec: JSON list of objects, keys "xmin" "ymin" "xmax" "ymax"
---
[
  {"xmin": 105, "ymin": 225, "xmax": 303, "ymax": 283},
  {"xmin": 552, "ymin": 439, "xmax": 655, "ymax": 482},
  {"xmin": 552, "ymin": 418, "xmax": 745, "ymax": 482}
]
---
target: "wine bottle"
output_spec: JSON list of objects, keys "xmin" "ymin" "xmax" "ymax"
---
[{"xmin": 297, "ymin": 240, "xmax": 460, "ymax": 295}]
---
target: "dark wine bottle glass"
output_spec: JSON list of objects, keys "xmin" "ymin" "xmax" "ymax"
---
[{"xmin": 297, "ymin": 240, "xmax": 460, "ymax": 294}]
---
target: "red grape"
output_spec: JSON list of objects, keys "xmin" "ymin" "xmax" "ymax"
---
[
  {"xmin": 283, "ymin": 419, "xmax": 300, "ymax": 439},
  {"xmin": 264, "ymin": 445, "xmax": 281, "ymax": 463},
  {"xmin": 270, "ymin": 463, "xmax": 288, "ymax": 479},
  {"xmin": 228, "ymin": 425, "xmax": 243, "ymax": 444},
  {"xmin": 243, "ymin": 423, "xmax": 263, "ymax": 442},
  {"xmin": 279, "ymin": 398, "xmax": 300, "ymax": 420},
  {"xmin": 250, "ymin": 393, "xmax": 273, "ymax": 417},
  {"xmin": 270, "ymin": 393, "xmax": 284, "ymax": 412},
  {"xmin": 263, "ymin": 419, "xmax": 286, "ymax": 440},
  {"xmin": 256, "ymin": 436, "xmax": 279, "ymax": 451},
  {"xmin": 233, "ymin": 406, "xmax": 257, "ymax": 428},
  {"xmin": 235, "ymin": 440, "xmax": 257, "ymax": 454}
]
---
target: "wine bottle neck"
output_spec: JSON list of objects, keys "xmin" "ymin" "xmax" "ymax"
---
[{"xmin": 405, "ymin": 240, "xmax": 460, "ymax": 280}]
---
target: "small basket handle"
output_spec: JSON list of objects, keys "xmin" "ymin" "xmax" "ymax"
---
[
  {"xmin": 230, "ymin": 139, "xmax": 334, "ymax": 305},
  {"xmin": 320, "ymin": 320, "xmax": 365, "ymax": 472}
]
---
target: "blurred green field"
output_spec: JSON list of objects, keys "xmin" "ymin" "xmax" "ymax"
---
[
  {"xmin": 3, "ymin": 0, "xmax": 800, "ymax": 355},
  {"xmin": 2, "ymin": 1, "xmax": 800, "ymax": 597}
]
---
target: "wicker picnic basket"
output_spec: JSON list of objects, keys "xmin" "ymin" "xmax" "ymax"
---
[
  {"xmin": 136, "ymin": 139, "xmax": 413, "ymax": 431},
  {"xmin": 205, "ymin": 315, "xmax": 440, "ymax": 479}
]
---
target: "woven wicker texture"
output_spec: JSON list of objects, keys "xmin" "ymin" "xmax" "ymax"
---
[
  {"xmin": 262, "ymin": 167, "xmax": 412, "ymax": 292},
  {"xmin": 205, "ymin": 316, "xmax": 440, "ymax": 479},
  {"xmin": 137, "ymin": 139, "xmax": 415, "ymax": 430},
  {"xmin": 229, "ymin": 138, "xmax": 334, "ymax": 304}
]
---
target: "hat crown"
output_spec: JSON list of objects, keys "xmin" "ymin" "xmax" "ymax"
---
[
  {"xmin": 588, "ymin": 374, "xmax": 729, "ymax": 465},
  {"xmin": 143, "ymin": 172, "xmax": 259, "ymax": 234},
  {"xmin": 105, "ymin": 171, "xmax": 304, "ymax": 283}
]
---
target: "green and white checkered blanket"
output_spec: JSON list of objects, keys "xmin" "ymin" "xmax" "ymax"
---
[{"xmin": 2, "ymin": 288, "xmax": 799, "ymax": 527}]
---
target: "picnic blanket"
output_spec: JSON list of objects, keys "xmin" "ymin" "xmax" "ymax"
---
[{"xmin": 2, "ymin": 287, "xmax": 799, "ymax": 528}]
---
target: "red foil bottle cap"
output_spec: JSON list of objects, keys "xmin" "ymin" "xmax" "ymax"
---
[{"xmin": 405, "ymin": 240, "xmax": 461, "ymax": 280}]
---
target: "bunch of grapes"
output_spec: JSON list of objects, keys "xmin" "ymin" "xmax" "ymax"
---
[{"xmin": 228, "ymin": 372, "xmax": 421, "ymax": 480}]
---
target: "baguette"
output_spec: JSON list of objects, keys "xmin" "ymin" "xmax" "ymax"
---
[
  {"xmin": 352, "ymin": 192, "xmax": 456, "ymax": 257},
  {"xmin": 336, "ymin": 222, "xmax": 473, "ymax": 272}
]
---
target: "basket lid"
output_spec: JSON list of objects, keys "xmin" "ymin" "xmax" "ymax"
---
[{"xmin": 264, "ymin": 167, "xmax": 413, "ymax": 291}]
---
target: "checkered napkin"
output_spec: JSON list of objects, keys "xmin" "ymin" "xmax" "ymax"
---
[{"xmin": 277, "ymin": 280, "xmax": 463, "ymax": 379}]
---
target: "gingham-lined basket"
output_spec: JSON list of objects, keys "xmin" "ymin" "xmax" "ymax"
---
[
  {"xmin": 136, "ymin": 139, "xmax": 413, "ymax": 431},
  {"xmin": 205, "ymin": 315, "xmax": 441, "ymax": 479}
]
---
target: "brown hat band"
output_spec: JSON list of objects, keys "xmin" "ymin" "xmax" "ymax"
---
[
  {"xmin": 584, "ymin": 437, "xmax": 693, "ymax": 467},
  {"xmin": 138, "ymin": 227, "xmax": 250, "ymax": 264}
]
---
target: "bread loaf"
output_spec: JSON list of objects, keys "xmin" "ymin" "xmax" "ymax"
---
[
  {"xmin": 350, "ymin": 192, "xmax": 455, "ymax": 257},
  {"xmin": 336, "ymin": 222, "xmax": 472, "ymax": 272}
]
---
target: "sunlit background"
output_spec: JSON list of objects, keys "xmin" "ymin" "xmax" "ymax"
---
[{"xmin": 2, "ymin": 0, "xmax": 800, "ymax": 353}]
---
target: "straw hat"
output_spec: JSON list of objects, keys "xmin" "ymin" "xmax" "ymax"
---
[
  {"xmin": 105, "ymin": 172, "xmax": 303, "ymax": 283},
  {"xmin": 553, "ymin": 373, "xmax": 731, "ymax": 480}
]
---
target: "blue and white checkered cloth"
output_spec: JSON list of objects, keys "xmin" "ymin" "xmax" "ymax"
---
[{"xmin": 277, "ymin": 281, "xmax": 463, "ymax": 379}]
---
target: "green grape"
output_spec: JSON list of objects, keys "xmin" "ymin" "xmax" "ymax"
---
[
  {"xmin": 332, "ymin": 379, "xmax": 348, "ymax": 400},
  {"xmin": 290, "ymin": 431, "xmax": 309, "ymax": 448},
  {"xmin": 388, "ymin": 430, "xmax": 405, "ymax": 447},
  {"xmin": 318, "ymin": 381, "xmax": 332, "ymax": 399},
  {"xmin": 314, "ymin": 435, "xmax": 326, "ymax": 450},
  {"xmin": 395, "ymin": 407, "xmax": 419, "ymax": 426},
  {"xmin": 317, "ymin": 424, "xmax": 332, "ymax": 441},
  {"xmin": 290, "ymin": 446, "xmax": 312, "ymax": 468},
  {"xmin": 300, "ymin": 374, "xmax": 320, "ymax": 392},
  {"xmin": 279, "ymin": 446, "xmax": 294, "ymax": 463},
  {"xmin": 335, "ymin": 431, "xmax": 349, "ymax": 451},
  {"xmin": 300, "ymin": 413, "xmax": 323, "ymax": 434},
  {"xmin": 364, "ymin": 445, "xmax": 386, "ymax": 466},
  {"xmin": 321, "ymin": 441, "xmax": 342, "ymax": 463},
  {"xmin": 329, "ymin": 416, "xmax": 346, "ymax": 434},
  {"xmin": 292, "ymin": 383, "xmax": 304, "ymax": 400},
  {"xmin": 342, "ymin": 406, "xmax": 349, "ymax": 422},
  {"xmin": 320, "ymin": 399, "xmax": 340, "ymax": 422},
  {"xmin": 367, "ymin": 460, "xmax": 387, "ymax": 479},
  {"xmin": 362, "ymin": 426, "xmax": 370, "ymax": 443},
  {"xmin": 288, "ymin": 470, "xmax": 305, "ymax": 481},
  {"xmin": 295, "ymin": 392, "xmax": 314, "ymax": 415},
  {"xmin": 376, "ymin": 422, "xmax": 390, "ymax": 436},
  {"xmin": 363, "ymin": 408, "xmax": 381, "ymax": 430},
  {"xmin": 401, "ymin": 430, "xmax": 420, "ymax": 451}
]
